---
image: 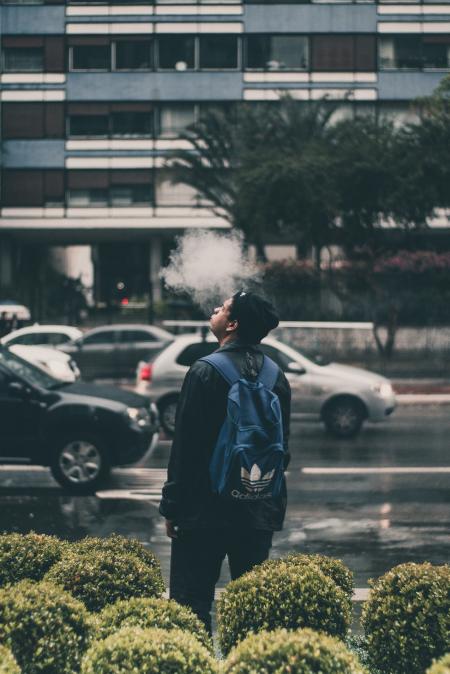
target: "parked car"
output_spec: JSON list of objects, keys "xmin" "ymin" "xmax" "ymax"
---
[
  {"xmin": 0, "ymin": 300, "xmax": 30, "ymax": 321},
  {"xmin": 2, "ymin": 324, "xmax": 83, "ymax": 347},
  {"xmin": 135, "ymin": 333, "xmax": 396, "ymax": 438},
  {"xmin": 0, "ymin": 346, "xmax": 159, "ymax": 492},
  {"xmin": 9, "ymin": 345, "xmax": 80, "ymax": 382},
  {"xmin": 60, "ymin": 324, "xmax": 173, "ymax": 381}
]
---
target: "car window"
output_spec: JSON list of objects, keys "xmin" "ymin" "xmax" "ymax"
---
[
  {"xmin": 6, "ymin": 334, "xmax": 34, "ymax": 346},
  {"xmin": 119, "ymin": 330, "xmax": 156, "ymax": 344},
  {"xmin": 83, "ymin": 331, "xmax": 116, "ymax": 346},
  {"xmin": 259, "ymin": 344, "xmax": 291, "ymax": 371},
  {"xmin": 45, "ymin": 333, "xmax": 71, "ymax": 346},
  {"xmin": 176, "ymin": 342, "xmax": 217, "ymax": 366},
  {"xmin": 0, "ymin": 349, "xmax": 58, "ymax": 390}
]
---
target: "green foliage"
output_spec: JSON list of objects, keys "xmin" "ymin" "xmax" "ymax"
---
[
  {"xmin": 427, "ymin": 654, "xmax": 450, "ymax": 674},
  {"xmin": 362, "ymin": 562, "xmax": 450, "ymax": 674},
  {"xmin": 0, "ymin": 645, "xmax": 20, "ymax": 674},
  {"xmin": 94, "ymin": 597, "xmax": 212, "ymax": 652},
  {"xmin": 223, "ymin": 628, "xmax": 368, "ymax": 674},
  {"xmin": 261, "ymin": 553, "xmax": 354, "ymax": 600},
  {"xmin": 0, "ymin": 580, "xmax": 91, "ymax": 674},
  {"xmin": 72, "ymin": 534, "xmax": 162, "ymax": 574},
  {"xmin": 217, "ymin": 560, "xmax": 352, "ymax": 655},
  {"xmin": 0, "ymin": 532, "xmax": 66, "ymax": 588},
  {"xmin": 44, "ymin": 548, "xmax": 164, "ymax": 612},
  {"xmin": 81, "ymin": 627, "xmax": 217, "ymax": 674},
  {"xmin": 346, "ymin": 636, "xmax": 383, "ymax": 674}
]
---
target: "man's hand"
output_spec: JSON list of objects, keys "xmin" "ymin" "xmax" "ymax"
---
[{"xmin": 165, "ymin": 520, "xmax": 178, "ymax": 539}]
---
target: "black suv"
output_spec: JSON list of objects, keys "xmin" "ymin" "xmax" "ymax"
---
[{"xmin": 0, "ymin": 347, "xmax": 159, "ymax": 492}]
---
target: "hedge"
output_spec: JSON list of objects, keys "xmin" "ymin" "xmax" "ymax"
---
[
  {"xmin": 427, "ymin": 654, "xmax": 450, "ymax": 674},
  {"xmin": 44, "ymin": 548, "xmax": 164, "ymax": 612},
  {"xmin": 0, "ymin": 645, "xmax": 20, "ymax": 674},
  {"xmin": 81, "ymin": 627, "xmax": 217, "ymax": 674},
  {"xmin": 0, "ymin": 580, "xmax": 92, "ymax": 674},
  {"xmin": 0, "ymin": 532, "xmax": 66, "ymax": 587},
  {"xmin": 362, "ymin": 562, "xmax": 450, "ymax": 674},
  {"xmin": 94, "ymin": 597, "xmax": 213, "ymax": 652},
  {"xmin": 71, "ymin": 534, "xmax": 161, "ymax": 574},
  {"xmin": 218, "ymin": 560, "xmax": 351, "ymax": 654},
  {"xmin": 223, "ymin": 628, "xmax": 368, "ymax": 674}
]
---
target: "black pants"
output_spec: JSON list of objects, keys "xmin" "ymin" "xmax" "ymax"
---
[{"xmin": 170, "ymin": 528, "xmax": 273, "ymax": 634}]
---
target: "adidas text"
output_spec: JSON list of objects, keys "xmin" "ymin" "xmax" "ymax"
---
[{"xmin": 231, "ymin": 489, "xmax": 273, "ymax": 500}]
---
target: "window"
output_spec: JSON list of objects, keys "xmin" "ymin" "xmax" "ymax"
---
[
  {"xmin": 115, "ymin": 39, "xmax": 152, "ymax": 70},
  {"xmin": 246, "ymin": 35, "xmax": 308, "ymax": 70},
  {"xmin": 2, "ymin": 103, "xmax": 64, "ymax": 140},
  {"xmin": 2, "ymin": 170, "xmax": 64, "ymax": 207},
  {"xmin": 379, "ymin": 36, "xmax": 422, "ymax": 70},
  {"xmin": 158, "ymin": 36, "xmax": 195, "ymax": 70},
  {"xmin": 199, "ymin": 35, "xmax": 238, "ymax": 69},
  {"xmin": 67, "ymin": 170, "xmax": 153, "ymax": 207},
  {"xmin": 312, "ymin": 35, "xmax": 375, "ymax": 71},
  {"xmin": 3, "ymin": 47, "xmax": 43, "ymax": 72},
  {"xmin": 176, "ymin": 342, "xmax": 217, "ymax": 366},
  {"xmin": 70, "ymin": 114, "xmax": 109, "ymax": 137},
  {"xmin": 158, "ymin": 104, "xmax": 196, "ymax": 137},
  {"xmin": 83, "ymin": 331, "xmax": 116, "ymax": 346},
  {"xmin": 71, "ymin": 44, "xmax": 110, "ymax": 70},
  {"xmin": 423, "ymin": 36, "xmax": 450, "ymax": 69},
  {"xmin": 156, "ymin": 170, "xmax": 198, "ymax": 206},
  {"xmin": 119, "ymin": 330, "xmax": 156, "ymax": 343},
  {"xmin": 111, "ymin": 108, "xmax": 153, "ymax": 137}
]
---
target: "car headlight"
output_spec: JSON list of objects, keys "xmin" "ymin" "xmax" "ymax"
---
[
  {"xmin": 372, "ymin": 382, "xmax": 394, "ymax": 398},
  {"xmin": 126, "ymin": 407, "xmax": 151, "ymax": 428}
]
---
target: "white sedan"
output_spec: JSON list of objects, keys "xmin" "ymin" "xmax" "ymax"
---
[
  {"xmin": 8, "ymin": 345, "xmax": 80, "ymax": 382},
  {"xmin": 2, "ymin": 324, "xmax": 82, "ymax": 348},
  {"xmin": 135, "ymin": 333, "xmax": 396, "ymax": 438}
]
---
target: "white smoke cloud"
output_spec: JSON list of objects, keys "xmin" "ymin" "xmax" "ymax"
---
[{"xmin": 160, "ymin": 230, "xmax": 260, "ymax": 315}]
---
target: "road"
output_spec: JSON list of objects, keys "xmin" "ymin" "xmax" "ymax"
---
[{"xmin": 0, "ymin": 405, "xmax": 449, "ymax": 596}]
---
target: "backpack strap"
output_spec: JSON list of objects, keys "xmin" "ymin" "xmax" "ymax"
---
[
  {"xmin": 200, "ymin": 352, "xmax": 241, "ymax": 386},
  {"xmin": 200, "ymin": 352, "xmax": 279, "ymax": 390}
]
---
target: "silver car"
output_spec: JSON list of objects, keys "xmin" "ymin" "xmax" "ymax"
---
[{"xmin": 135, "ymin": 333, "xmax": 396, "ymax": 439}]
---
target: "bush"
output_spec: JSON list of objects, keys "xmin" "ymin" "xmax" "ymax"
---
[
  {"xmin": 261, "ymin": 553, "xmax": 354, "ymax": 600},
  {"xmin": 0, "ymin": 580, "xmax": 91, "ymax": 674},
  {"xmin": 217, "ymin": 561, "xmax": 352, "ymax": 654},
  {"xmin": 72, "ymin": 534, "xmax": 161, "ymax": 574},
  {"xmin": 362, "ymin": 562, "xmax": 450, "ymax": 674},
  {"xmin": 0, "ymin": 645, "xmax": 20, "ymax": 674},
  {"xmin": 428, "ymin": 654, "xmax": 450, "ymax": 674},
  {"xmin": 223, "ymin": 627, "xmax": 368, "ymax": 674},
  {"xmin": 0, "ymin": 532, "xmax": 66, "ymax": 587},
  {"xmin": 81, "ymin": 627, "xmax": 217, "ymax": 674},
  {"xmin": 94, "ymin": 597, "xmax": 212, "ymax": 652},
  {"xmin": 45, "ymin": 548, "xmax": 164, "ymax": 612}
]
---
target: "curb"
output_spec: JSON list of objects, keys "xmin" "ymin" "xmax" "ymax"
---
[{"xmin": 397, "ymin": 394, "xmax": 450, "ymax": 405}]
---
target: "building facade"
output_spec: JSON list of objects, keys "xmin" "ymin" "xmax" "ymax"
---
[{"xmin": 0, "ymin": 0, "xmax": 449, "ymax": 307}]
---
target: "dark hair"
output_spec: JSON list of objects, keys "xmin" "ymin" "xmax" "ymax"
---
[{"xmin": 230, "ymin": 291, "xmax": 279, "ymax": 344}]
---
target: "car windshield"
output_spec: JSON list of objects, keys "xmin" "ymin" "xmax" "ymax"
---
[{"xmin": 0, "ymin": 347, "xmax": 60, "ymax": 390}]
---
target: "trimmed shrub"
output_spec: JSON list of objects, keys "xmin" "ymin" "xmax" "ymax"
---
[
  {"xmin": 261, "ymin": 553, "xmax": 354, "ymax": 600},
  {"xmin": 0, "ymin": 645, "xmax": 20, "ymax": 674},
  {"xmin": 45, "ymin": 548, "xmax": 164, "ymax": 612},
  {"xmin": 72, "ymin": 534, "xmax": 160, "ymax": 574},
  {"xmin": 81, "ymin": 626, "xmax": 217, "ymax": 674},
  {"xmin": 0, "ymin": 532, "xmax": 66, "ymax": 587},
  {"xmin": 94, "ymin": 597, "xmax": 213, "ymax": 652},
  {"xmin": 362, "ymin": 562, "xmax": 450, "ymax": 674},
  {"xmin": 218, "ymin": 561, "xmax": 352, "ymax": 654},
  {"xmin": 0, "ymin": 580, "xmax": 91, "ymax": 674},
  {"xmin": 223, "ymin": 628, "xmax": 368, "ymax": 674},
  {"xmin": 428, "ymin": 654, "xmax": 450, "ymax": 674}
]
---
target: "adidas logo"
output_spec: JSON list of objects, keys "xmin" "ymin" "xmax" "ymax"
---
[{"xmin": 241, "ymin": 465, "xmax": 275, "ymax": 493}]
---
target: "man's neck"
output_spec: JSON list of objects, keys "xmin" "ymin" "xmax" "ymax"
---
[{"xmin": 218, "ymin": 333, "xmax": 238, "ymax": 348}]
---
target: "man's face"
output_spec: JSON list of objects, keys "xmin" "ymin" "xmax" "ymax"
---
[{"xmin": 209, "ymin": 297, "xmax": 236, "ymax": 339}]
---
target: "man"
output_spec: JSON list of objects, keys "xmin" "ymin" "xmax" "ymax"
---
[{"xmin": 159, "ymin": 291, "xmax": 291, "ymax": 633}]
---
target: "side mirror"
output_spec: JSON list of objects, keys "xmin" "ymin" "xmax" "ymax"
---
[
  {"xmin": 74, "ymin": 338, "xmax": 83, "ymax": 350},
  {"xmin": 287, "ymin": 361, "xmax": 306, "ymax": 375},
  {"xmin": 8, "ymin": 381, "xmax": 32, "ymax": 398}
]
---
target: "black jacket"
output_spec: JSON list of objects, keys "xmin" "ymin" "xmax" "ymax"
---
[{"xmin": 159, "ymin": 339, "xmax": 291, "ymax": 530}]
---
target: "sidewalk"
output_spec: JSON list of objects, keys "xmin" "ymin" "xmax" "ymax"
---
[{"xmin": 393, "ymin": 379, "xmax": 450, "ymax": 405}]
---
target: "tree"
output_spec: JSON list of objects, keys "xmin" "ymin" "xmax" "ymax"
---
[{"xmin": 170, "ymin": 98, "xmax": 340, "ymax": 262}]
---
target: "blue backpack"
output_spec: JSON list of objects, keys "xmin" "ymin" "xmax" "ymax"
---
[{"xmin": 200, "ymin": 352, "xmax": 285, "ymax": 502}]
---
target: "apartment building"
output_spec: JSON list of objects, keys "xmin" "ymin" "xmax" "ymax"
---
[{"xmin": 0, "ymin": 0, "xmax": 449, "ymax": 305}]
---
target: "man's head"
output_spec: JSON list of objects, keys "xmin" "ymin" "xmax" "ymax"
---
[{"xmin": 210, "ymin": 291, "xmax": 279, "ymax": 344}]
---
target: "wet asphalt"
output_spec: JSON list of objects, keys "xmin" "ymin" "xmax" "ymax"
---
[{"xmin": 1, "ymin": 404, "xmax": 449, "ymax": 626}]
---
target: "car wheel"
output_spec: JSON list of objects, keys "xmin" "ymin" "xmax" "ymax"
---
[
  {"xmin": 158, "ymin": 396, "xmax": 179, "ymax": 438},
  {"xmin": 323, "ymin": 397, "xmax": 365, "ymax": 438},
  {"xmin": 50, "ymin": 435, "xmax": 110, "ymax": 493}
]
